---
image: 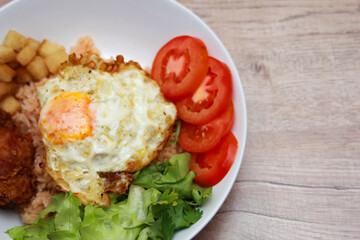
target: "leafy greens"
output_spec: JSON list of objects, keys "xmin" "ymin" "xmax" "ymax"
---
[
  {"xmin": 166, "ymin": 119, "xmax": 181, "ymax": 147},
  {"xmin": 7, "ymin": 153, "xmax": 211, "ymax": 240}
]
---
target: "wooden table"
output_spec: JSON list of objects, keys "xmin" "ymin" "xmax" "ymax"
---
[
  {"xmin": 177, "ymin": 1, "xmax": 360, "ymax": 239},
  {"xmin": 1, "ymin": 0, "xmax": 360, "ymax": 239}
]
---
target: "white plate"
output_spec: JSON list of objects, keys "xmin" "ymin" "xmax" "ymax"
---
[{"xmin": 0, "ymin": 0, "xmax": 247, "ymax": 239}]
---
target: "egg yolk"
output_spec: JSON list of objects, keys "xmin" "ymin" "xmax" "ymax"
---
[{"xmin": 39, "ymin": 92, "xmax": 94, "ymax": 144}]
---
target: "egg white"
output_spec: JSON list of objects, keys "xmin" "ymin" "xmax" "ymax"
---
[{"xmin": 37, "ymin": 54, "xmax": 177, "ymax": 206}]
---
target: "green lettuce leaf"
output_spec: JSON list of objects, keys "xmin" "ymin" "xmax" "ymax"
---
[
  {"xmin": 7, "ymin": 192, "xmax": 82, "ymax": 240},
  {"xmin": 48, "ymin": 230, "xmax": 79, "ymax": 240},
  {"xmin": 7, "ymin": 154, "xmax": 211, "ymax": 240},
  {"xmin": 139, "ymin": 199, "xmax": 203, "ymax": 240},
  {"xmin": 166, "ymin": 119, "xmax": 181, "ymax": 146},
  {"xmin": 133, "ymin": 152, "xmax": 212, "ymax": 205},
  {"xmin": 54, "ymin": 192, "xmax": 82, "ymax": 234}
]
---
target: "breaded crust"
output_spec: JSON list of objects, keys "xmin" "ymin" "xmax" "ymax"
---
[{"xmin": 0, "ymin": 110, "xmax": 35, "ymax": 208}]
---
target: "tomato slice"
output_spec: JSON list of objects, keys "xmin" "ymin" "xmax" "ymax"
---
[
  {"xmin": 176, "ymin": 57, "xmax": 233, "ymax": 125},
  {"xmin": 178, "ymin": 103, "xmax": 234, "ymax": 153},
  {"xmin": 151, "ymin": 36, "xmax": 209, "ymax": 100},
  {"xmin": 190, "ymin": 132, "xmax": 238, "ymax": 187}
]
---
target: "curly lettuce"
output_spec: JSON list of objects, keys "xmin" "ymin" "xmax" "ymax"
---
[
  {"xmin": 7, "ymin": 153, "xmax": 211, "ymax": 240},
  {"xmin": 133, "ymin": 152, "xmax": 211, "ymax": 205}
]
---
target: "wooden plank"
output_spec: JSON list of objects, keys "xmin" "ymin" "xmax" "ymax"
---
[
  {"xmin": 176, "ymin": 0, "xmax": 360, "ymax": 239},
  {"xmin": 195, "ymin": 210, "xmax": 360, "ymax": 240},
  {"xmin": 194, "ymin": 182, "xmax": 360, "ymax": 239}
]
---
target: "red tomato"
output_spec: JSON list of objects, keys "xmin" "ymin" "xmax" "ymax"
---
[
  {"xmin": 151, "ymin": 36, "xmax": 209, "ymax": 100},
  {"xmin": 190, "ymin": 132, "xmax": 238, "ymax": 187},
  {"xmin": 176, "ymin": 57, "xmax": 233, "ymax": 125},
  {"xmin": 178, "ymin": 103, "xmax": 234, "ymax": 153}
]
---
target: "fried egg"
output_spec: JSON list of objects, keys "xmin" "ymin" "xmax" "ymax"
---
[{"xmin": 37, "ymin": 54, "xmax": 177, "ymax": 207}]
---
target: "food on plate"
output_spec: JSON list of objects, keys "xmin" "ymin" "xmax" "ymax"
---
[
  {"xmin": 44, "ymin": 48, "xmax": 69, "ymax": 74},
  {"xmin": 3, "ymin": 30, "xmax": 27, "ymax": 52},
  {"xmin": 7, "ymin": 154, "xmax": 211, "ymax": 240},
  {"xmin": 0, "ymin": 30, "xmax": 69, "ymax": 117},
  {"xmin": 1, "ymin": 30, "xmax": 241, "ymax": 239},
  {"xmin": 15, "ymin": 67, "xmax": 32, "ymax": 83},
  {"xmin": 0, "ymin": 82, "xmax": 17, "ymax": 100},
  {"xmin": 37, "ymin": 53, "xmax": 177, "ymax": 207},
  {"xmin": 176, "ymin": 56, "xmax": 233, "ymax": 125},
  {"xmin": 178, "ymin": 103, "xmax": 234, "ymax": 153},
  {"xmin": 0, "ymin": 32, "xmax": 109, "ymax": 225},
  {"xmin": 1, "ymin": 30, "xmax": 68, "ymax": 83},
  {"xmin": 0, "ymin": 29, "xmax": 71, "ymax": 224},
  {"xmin": 70, "ymin": 36, "xmax": 100, "ymax": 57},
  {"xmin": 26, "ymin": 56, "xmax": 49, "ymax": 81},
  {"xmin": 13, "ymin": 82, "xmax": 56, "ymax": 224},
  {"xmin": 151, "ymin": 35, "xmax": 209, "ymax": 100},
  {"xmin": 24, "ymin": 38, "xmax": 41, "ymax": 52},
  {"xmin": 37, "ymin": 39, "xmax": 65, "ymax": 58},
  {"xmin": 151, "ymin": 36, "xmax": 238, "ymax": 187},
  {"xmin": 190, "ymin": 132, "xmax": 238, "ymax": 187},
  {"xmin": 0, "ymin": 109, "xmax": 35, "ymax": 207},
  {"xmin": 0, "ymin": 63, "xmax": 16, "ymax": 82},
  {"xmin": 16, "ymin": 46, "xmax": 36, "ymax": 66},
  {"xmin": 0, "ymin": 45, "xmax": 16, "ymax": 63},
  {"xmin": 0, "ymin": 95, "xmax": 21, "ymax": 115}
]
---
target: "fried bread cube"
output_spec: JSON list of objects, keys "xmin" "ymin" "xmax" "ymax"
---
[
  {"xmin": 15, "ymin": 67, "xmax": 32, "ymax": 83},
  {"xmin": 38, "ymin": 39, "xmax": 65, "ymax": 57},
  {"xmin": 0, "ymin": 82, "xmax": 17, "ymax": 100},
  {"xmin": 25, "ymin": 38, "xmax": 41, "ymax": 52},
  {"xmin": 45, "ymin": 49, "xmax": 69, "ymax": 74},
  {"xmin": 0, "ymin": 45, "xmax": 16, "ymax": 63},
  {"xmin": 0, "ymin": 96, "xmax": 21, "ymax": 115},
  {"xmin": 16, "ymin": 46, "xmax": 36, "ymax": 66},
  {"xmin": 0, "ymin": 64, "xmax": 16, "ymax": 82},
  {"xmin": 26, "ymin": 56, "xmax": 48, "ymax": 81},
  {"xmin": 3, "ymin": 30, "xmax": 26, "ymax": 52}
]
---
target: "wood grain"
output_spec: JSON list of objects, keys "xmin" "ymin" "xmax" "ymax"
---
[
  {"xmin": 1, "ymin": 0, "xmax": 360, "ymax": 239},
  {"xmin": 174, "ymin": 0, "xmax": 360, "ymax": 239}
]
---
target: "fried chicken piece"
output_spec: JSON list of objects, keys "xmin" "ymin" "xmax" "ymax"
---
[{"xmin": 0, "ymin": 109, "xmax": 35, "ymax": 207}]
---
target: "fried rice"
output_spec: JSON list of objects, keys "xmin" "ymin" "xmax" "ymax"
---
[{"xmin": 12, "ymin": 82, "xmax": 56, "ymax": 224}]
